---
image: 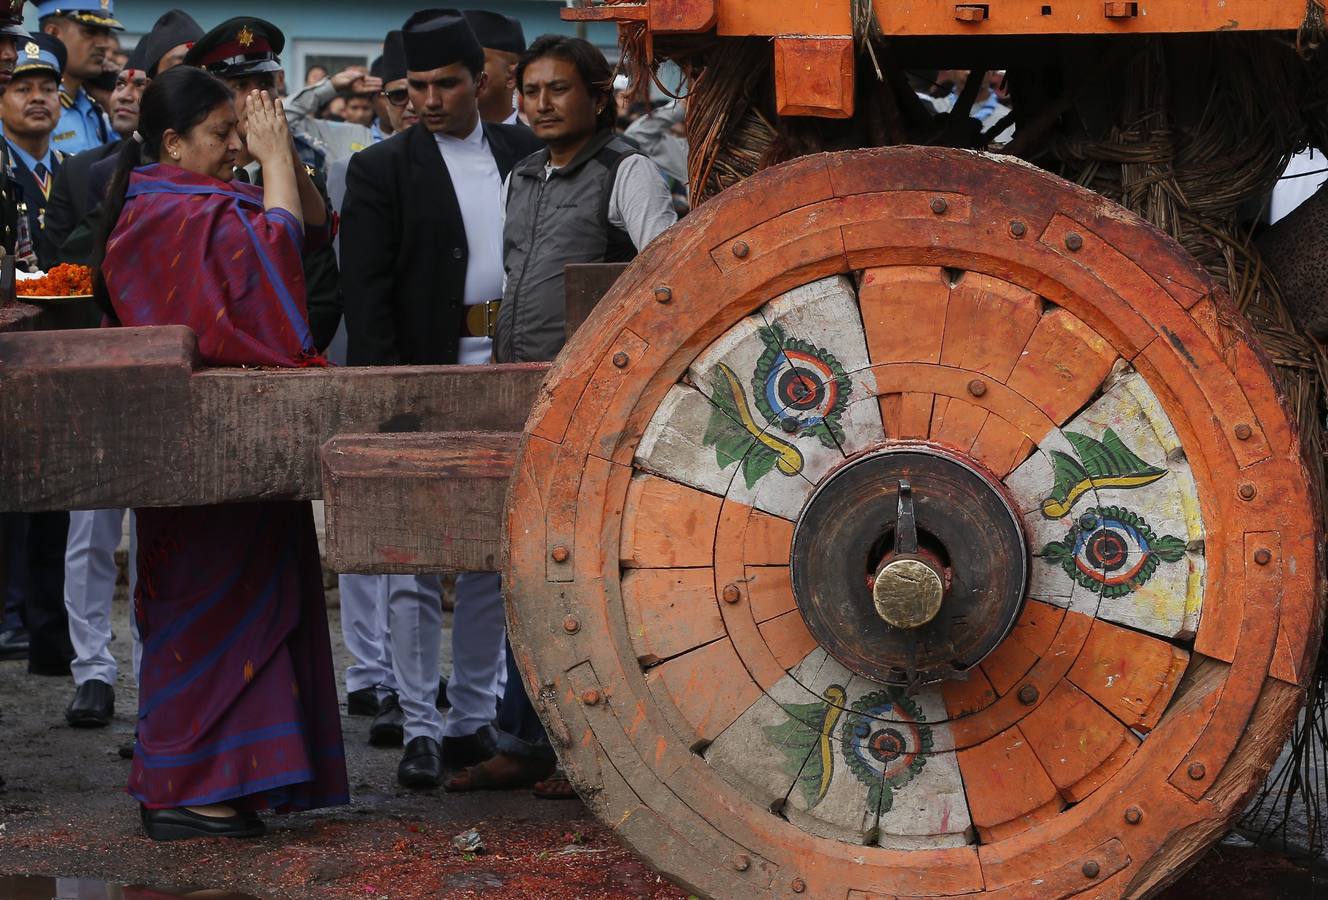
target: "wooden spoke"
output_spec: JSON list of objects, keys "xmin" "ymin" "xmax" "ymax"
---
[
  {"xmin": 939, "ymin": 273, "xmax": 1042, "ymax": 382},
  {"xmin": 745, "ymin": 565, "xmax": 797, "ymax": 623},
  {"xmin": 1017, "ymin": 680, "xmax": 1140, "ymax": 803},
  {"xmin": 1068, "ymin": 619, "xmax": 1189, "ymax": 732},
  {"xmin": 645, "ymin": 638, "xmax": 763, "ymax": 744},
  {"xmin": 1005, "ymin": 309, "xmax": 1118, "ymax": 427},
  {"xmin": 621, "ymin": 473, "xmax": 723, "ymax": 568},
  {"xmin": 622, "ymin": 568, "xmax": 727, "ymax": 666},
  {"xmin": 859, "ymin": 266, "xmax": 949, "ymax": 366},
  {"xmin": 956, "ymin": 724, "xmax": 1064, "ymax": 843}
]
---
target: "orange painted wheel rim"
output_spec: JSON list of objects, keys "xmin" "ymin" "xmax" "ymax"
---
[{"xmin": 504, "ymin": 148, "xmax": 1321, "ymax": 898}]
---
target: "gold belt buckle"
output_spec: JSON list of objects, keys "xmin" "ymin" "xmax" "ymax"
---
[{"xmin": 466, "ymin": 300, "xmax": 500, "ymax": 339}]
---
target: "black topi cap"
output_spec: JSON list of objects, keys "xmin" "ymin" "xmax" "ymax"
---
[
  {"xmin": 403, "ymin": 14, "xmax": 483, "ymax": 74},
  {"xmin": 462, "ymin": 10, "xmax": 524, "ymax": 55},
  {"xmin": 381, "ymin": 31, "xmax": 407, "ymax": 83},
  {"xmin": 0, "ymin": 0, "xmax": 27, "ymax": 40},
  {"xmin": 130, "ymin": 9, "xmax": 205, "ymax": 77},
  {"xmin": 402, "ymin": 8, "xmax": 459, "ymax": 30},
  {"xmin": 184, "ymin": 16, "xmax": 284, "ymax": 79}
]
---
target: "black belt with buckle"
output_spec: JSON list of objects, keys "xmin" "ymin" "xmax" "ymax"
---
[{"xmin": 460, "ymin": 300, "xmax": 501, "ymax": 339}]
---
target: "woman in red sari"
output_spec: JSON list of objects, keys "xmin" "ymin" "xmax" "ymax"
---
[{"xmin": 92, "ymin": 65, "xmax": 348, "ymax": 841}]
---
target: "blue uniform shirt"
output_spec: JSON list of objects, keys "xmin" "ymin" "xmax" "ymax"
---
[{"xmin": 52, "ymin": 86, "xmax": 115, "ymax": 156}]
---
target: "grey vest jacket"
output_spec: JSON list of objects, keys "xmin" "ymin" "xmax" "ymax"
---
[{"xmin": 496, "ymin": 131, "xmax": 638, "ymax": 363}]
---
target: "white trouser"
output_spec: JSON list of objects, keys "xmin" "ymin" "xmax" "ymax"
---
[
  {"xmin": 339, "ymin": 574, "xmax": 397, "ymax": 696},
  {"xmin": 64, "ymin": 508, "xmax": 140, "ymax": 687},
  {"xmin": 445, "ymin": 572, "xmax": 507, "ymax": 737},
  {"xmin": 385, "ymin": 572, "xmax": 507, "ymax": 743}
]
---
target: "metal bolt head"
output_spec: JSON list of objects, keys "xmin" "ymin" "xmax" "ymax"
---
[
  {"xmin": 1255, "ymin": 548, "xmax": 1272, "ymax": 566},
  {"xmin": 654, "ymin": 286, "xmax": 673, "ymax": 304},
  {"xmin": 791, "ymin": 878, "xmax": 807, "ymax": 894},
  {"xmin": 780, "ymin": 417, "xmax": 799, "ymax": 434},
  {"xmin": 1238, "ymin": 482, "xmax": 1257, "ymax": 501},
  {"xmin": 562, "ymin": 615, "xmax": 580, "ymax": 635},
  {"xmin": 1124, "ymin": 806, "xmax": 1143, "ymax": 825},
  {"xmin": 1010, "ymin": 220, "xmax": 1027, "ymax": 238},
  {"xmin": 732, "ymin": 853, "xmax": 750, "ymax": 872},
  {"xmin": 732, "ymin": 241, "xmax": 750, "ymax": 259},
  {"xmin": 1234, "ymin": 423, "xmax": 1252, "ymax": 441},
  {"xmin": 967, "ymin": 378, "xmax": 987, "ymax": 397},
  {"xmin": 581, "ymin": 689, "xmax": 601, "ymax": 706},
  {"xmin": 612, "ymin": 352, "xmax": 629, "ymax": 369},
  {"xmin": 930, "ymin": 197, "xmax": 949, "ymax": 214},
  {"xmin": 1083, "ymin": 860, "xmax": 1101, "ymax": 879},
  {"xmin": 722, "ymin": 584, "xmax": 742, "ymax": 604},
  {"xmin": 1018, "ymin": 684, "xmax": 1039, "ymax": 705},
  {"xmin": 1065, "ymin": 232, "xmax": 1084, "ymax": 252},
  {"xmin": 1188, "ymin": 762, "xmax": 1206, "ymax": 781},
  {"xmin": 551, "ymin": 545, "xmax": 570, "ymax": 563}
]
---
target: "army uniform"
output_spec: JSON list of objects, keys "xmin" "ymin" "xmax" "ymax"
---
[{"xmin": 185, "ymin": 17, "xmax": 343, "ymax": 351}]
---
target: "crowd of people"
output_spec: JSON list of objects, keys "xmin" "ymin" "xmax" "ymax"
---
[{"xmin": 0, "ymin": 0, "xmax": 681, "ymax": 842}]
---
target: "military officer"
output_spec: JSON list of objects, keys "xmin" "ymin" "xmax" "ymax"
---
[
  {"xmin": 3, "ymin": 34, "xmax": 67, "ymax": 271},
  {"xmin": 184, "ymin": 17, "xmax": 343, "ymax": 351},
  {"xmin": 36, "ymin": 0, "xmax": 121, "ymax": 156}
]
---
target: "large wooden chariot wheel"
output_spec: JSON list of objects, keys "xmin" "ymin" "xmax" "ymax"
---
[{"xmin": 504, "ymin": 148, "xmax": 1322, "ymax": 898}]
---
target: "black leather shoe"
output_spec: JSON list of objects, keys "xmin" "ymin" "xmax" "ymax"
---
[
  {"xmin": 398, "ymin": 736, "xmax": 443, "ymax": 789},
  {"xmin": 369, "ymin": 692, "xmax": 404, "ymax": 747},
  {"xmin": 442, "ymin": 723, "xmax": 499, "ymax": 769},
  {"xmin": 141, "ymin": 805, "xmax": 265, "ymax": 842},
  {"xmin": 66, "ymin": 679, "xmax": 114, "ymax": 727},
  {"xmin": 435, "ymin": 675, "xmax": 451, "ymax": 710},
  {"xmin": 347, "ymin": 687, "xmax": 381, "ymax": 717},
  {"xmin": 0, "ymin": 627, "xmax": 29, "ymax": 661}
]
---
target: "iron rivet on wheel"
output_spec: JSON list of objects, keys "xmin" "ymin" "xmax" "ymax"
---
[
  {"xmin": 551, "ymin": 545, "xmax": 570, "ymax": 563},
  {"xmin": 791, "ymin": 878, "xmax": 806, "ymax": 894},
  {"xmin": 780, "ymin": 417, "xmax": 799, "ymax": 434},
  {"xmin": 1018, "ymin": 684, "xmax": 1039, "ymax": 705},
  {"xmin": 1255, "ymin": 548, "xmax": 1272, "ymax": 566},
  {"xmin": 654, "ymin": 286, "xmax": 672, "ymax": 304},
  {"xmin": 1238, "ymin": 483, "xmax": 1256, "ymax": 501},
  {"xmin": 1065, "ymin": 232, "xmax": 1084, "ymax": 251},
  {"xmin": 1234, "ymin": 423, "xmax": 1252, "ymax": 441},
  {"xmin": 1010, "ymin": 220, "xmax": 1027, "ymax": 238},
  {"xmin": 930, "ymin": 197, "xmax": 948, "ymax": 214},
  {"xmin": 722, "ymin": 584, "xmax": 742, "ymax": 604},
  {"xmin": 1083, "ymin": 860, "xmax": 1100, "ymax": 879},
  {"xmin": 1124, "ymin": 806, "xmax": 1143, "ymax": 825},
  {"xmin": 968, "ymin": 379, "xmax": 987, "ymax": 397},
  {"xmin": 562, "ymin": 616, "xmax": 580, "ymax": 635},
  {"xmin": 581, "ymin": 689, "xmax": 600, "ymax": 705},
  {"xmin": 732, "ymin": 854, "xmax": 750, "ymax": 872},
  {"xmin": 1188, "ymin": 762, "xmax": 1206, "ymax": 780},
  {"xmin": 732, "ymin": 241, "xmax": 750, "ymax": 258},
  {"xmin": 612, "ymin": 352, "xmax": 629, "ymax": 369}
]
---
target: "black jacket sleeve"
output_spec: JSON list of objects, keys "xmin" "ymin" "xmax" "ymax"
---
[
  {"xmin": 44, "ymin": 163, "xmax": 78, "ymax": 260},
  {"xmin": 340, "ymin": 146, "xmax": 403, "ymax": 367}
]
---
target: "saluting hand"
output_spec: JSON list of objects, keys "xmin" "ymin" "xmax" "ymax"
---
[{"xmin": 245, "ymin": 91, "xmax": 294, "ymax": 170}]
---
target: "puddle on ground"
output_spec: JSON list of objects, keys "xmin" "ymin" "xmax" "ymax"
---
[{"xmin": 0, "ymin": 875, "xmax": 260, "ymax": 899}]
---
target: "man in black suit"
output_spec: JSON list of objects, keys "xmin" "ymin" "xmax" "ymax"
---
[
  {"xmin": 340, "ymin": 14, "xmax": 540, "ymax": 789},
  {"xmin": 46, "ymin": 9, "xmax": 202, "ymax": 263}
]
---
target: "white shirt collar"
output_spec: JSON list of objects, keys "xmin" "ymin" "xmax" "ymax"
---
[{"xmin": 435, "ymin": 117, "xmax": 485, "ymax": 148}]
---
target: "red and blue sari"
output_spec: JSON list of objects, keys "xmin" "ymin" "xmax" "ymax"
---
[{"xmin": 105, "ymin": 165, "xmax": 347, "ymax": 812}]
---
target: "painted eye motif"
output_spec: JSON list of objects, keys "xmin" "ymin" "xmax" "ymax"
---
[
  {"xmin": 839, "ymin": 689, "xmax": 933, "ymax": 813},
  {"xmin": 1043, "ymin": 505, "xmax": 1187, "ymax": 598},
  {"xmin": 763, "ymin": 348, "xmax": 839, "ymax": 425}
]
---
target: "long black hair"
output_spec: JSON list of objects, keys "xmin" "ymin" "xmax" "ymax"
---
[
  {"xmin": 92, "ymin": 66, "xmax": 234, "ymax": 323},
  {"xmin": 516, "ymin": 35, "xmax": 617, "ymax": 134}
]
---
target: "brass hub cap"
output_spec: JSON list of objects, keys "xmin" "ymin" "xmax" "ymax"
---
[{"xmin": 873, "ymin": 557, "xmax": 945, "ymax": 629}]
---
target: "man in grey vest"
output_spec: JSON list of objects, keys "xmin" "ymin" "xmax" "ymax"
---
[
  {"xmin": 450, "ymin": 35, "xmax": 675, "ymax": 796},
  {"xmin": 493, "ymin": 34, "xmax": 675, "ymax": 366}
]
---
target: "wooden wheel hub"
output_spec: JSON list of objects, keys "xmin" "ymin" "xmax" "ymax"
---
[
  {"xmin": 791, "ymin": 446, "xmax": 1027, "ymax": 684},
  {"xmin": 505, "ymin": 148, "xmax": 1320, "ymax": 898}
]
